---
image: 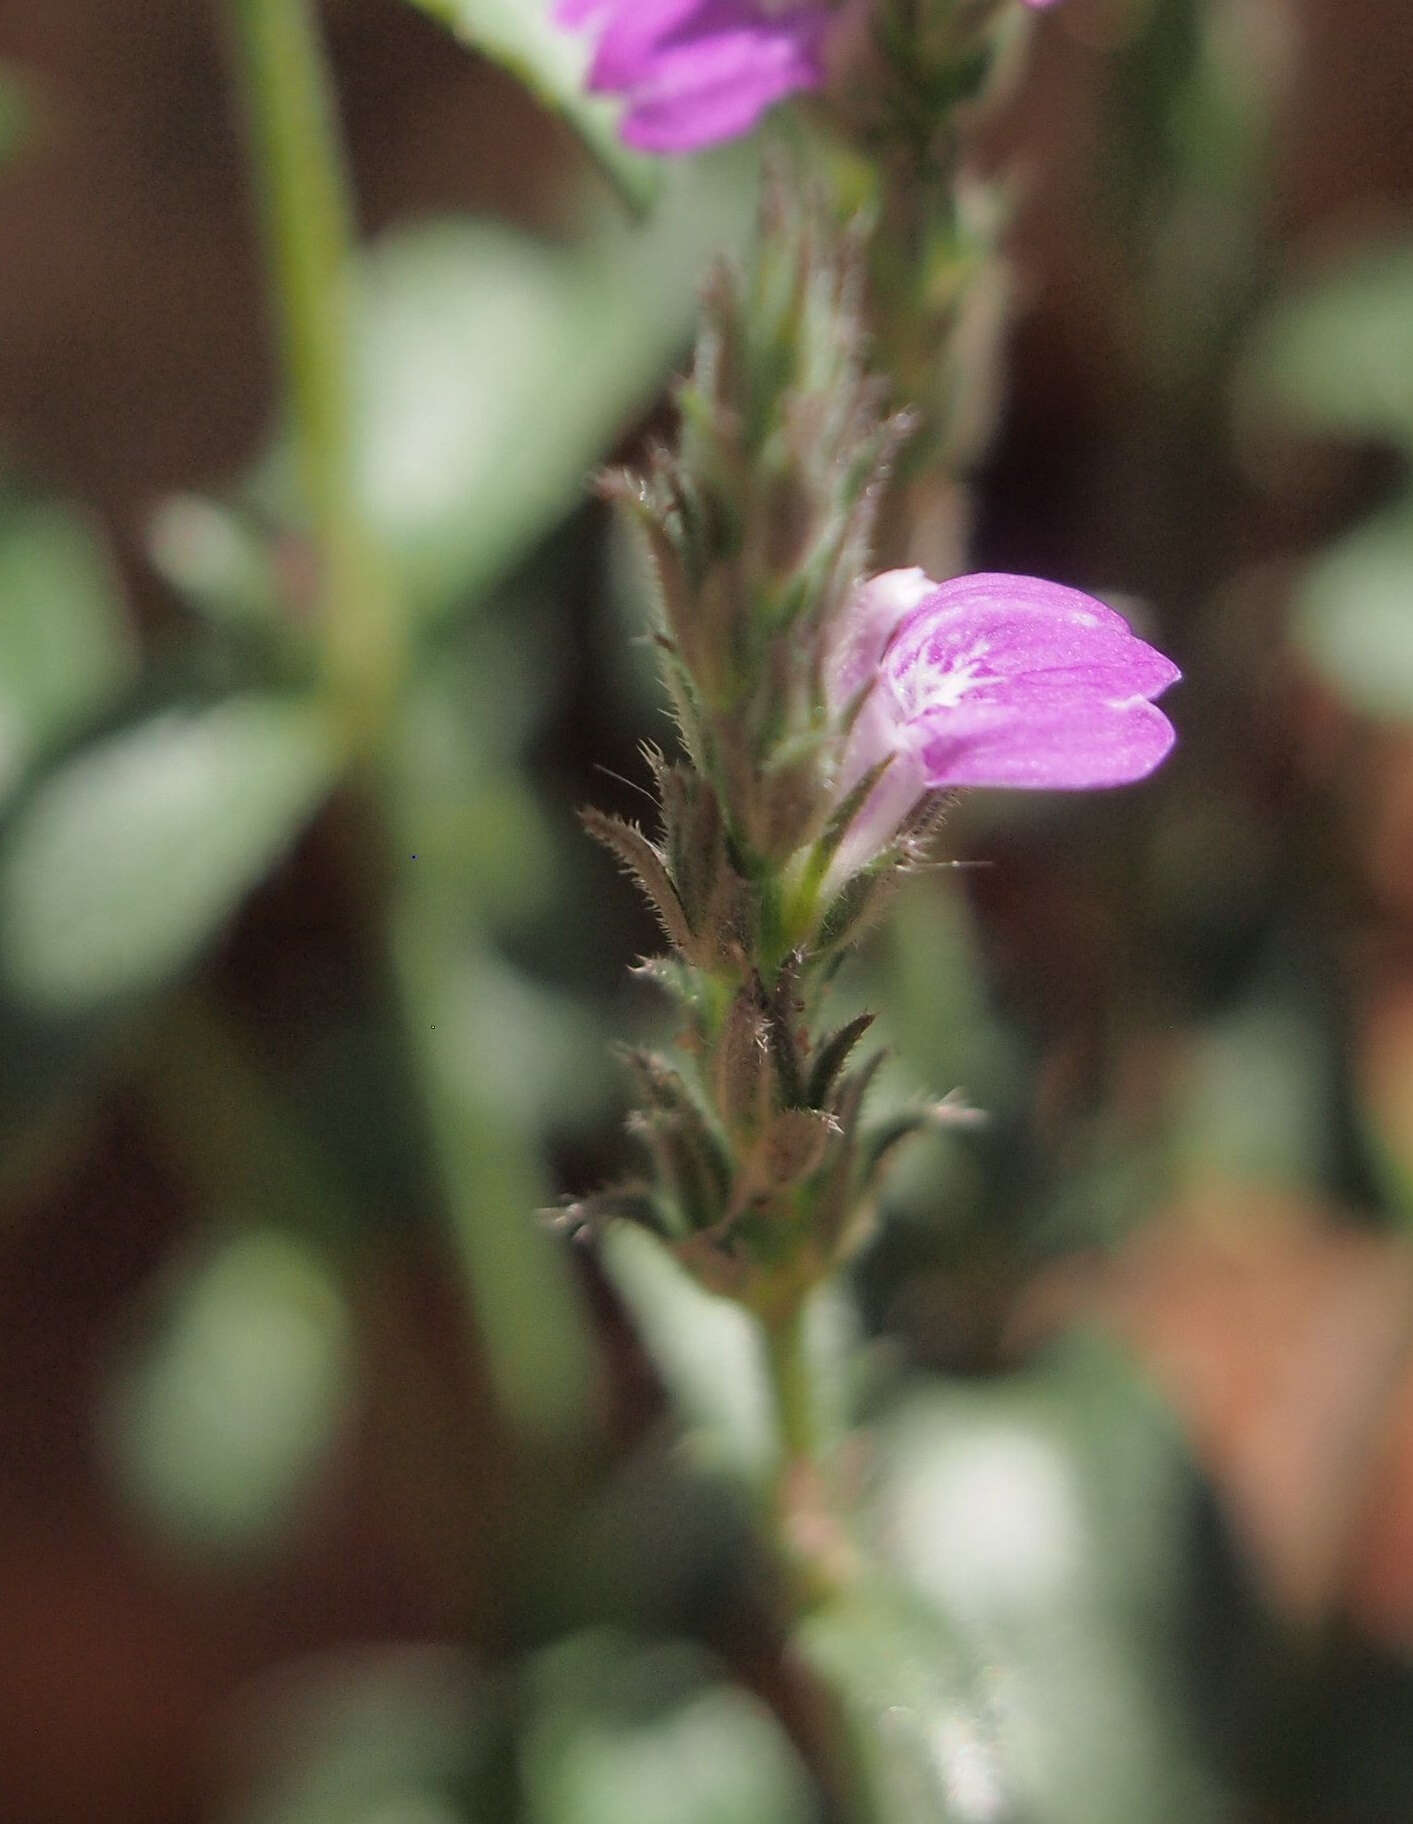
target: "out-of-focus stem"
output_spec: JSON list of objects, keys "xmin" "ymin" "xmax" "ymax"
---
[
  {"xmin": 765, "ymin": 1297, "xmax": 818, "ymax": 1471},
  {"xmin": 761, "ymin": 1293, "xmax": 860, "ymax": 1615},
  {"xmin": 227, "ymin": 0, "xmax": 595, "ymax": 1442},
  {"xmin": 228, "ymin": 0, "xmax": 402, "ymax": 740}
]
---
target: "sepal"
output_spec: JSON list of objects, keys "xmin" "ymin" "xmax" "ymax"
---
[
  {"xmin": 580, "ymin": 806, "xmax": 694, "ymax": 954},
  {"xmin": 626, "ymin": 1106, "xmax": 730, "ymax": 1236},
  {"xmin": 811, "ymin": 1048, "xmax": 888, "ymax": 1262},
  {"xmin": 712, "ymin": 981, "xmax": 773, "ymax": 1137},
  {"xmin": 619, "ymin": 1044, "xmax": 732, "ymax": 1236},
  {"xmin": 550, "ymin": 1183, "xmax": 664, "ymax": 1241},
  {"xmin": 654, "ymin": 757, "xmax": 750, "ymax": 968},
  {"xmin": 813, "ymin": 864, "xmax": 901, "ymax": 964},
  {"xmin": 738, "ymin": 1107, "xmax": 839, "ymax": 1203},
  {"xmin": 805, "ymin": 1011, "xmax": 877, "ymax": 1109}
]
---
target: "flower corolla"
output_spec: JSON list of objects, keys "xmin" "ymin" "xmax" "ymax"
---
[
  {"xmin": 825, "ymin": 568, "xmax": 1179, "ymax": 880},
  {"xmin": 554, "ymin": 0, "xmax": 833, "ymax": 153}
]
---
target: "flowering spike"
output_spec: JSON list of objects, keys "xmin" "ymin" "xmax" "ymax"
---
[
  {"xmin": 624, "ymin": 181, "xmax": 906, "ymax": 873},
  {"xmin": 583, "ymin": 188, "xmax": 1174, "ymax": 1316}
]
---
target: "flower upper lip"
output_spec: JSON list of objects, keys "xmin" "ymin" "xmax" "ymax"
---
[{"xmin": 554, "ymin": 0, "xmax": 832, "ymax": 153}]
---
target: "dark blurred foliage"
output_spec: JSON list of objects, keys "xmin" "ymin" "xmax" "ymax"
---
[{"xmin": 3, "ymin": 1, "xmax": 1413, "ymax": 1821}]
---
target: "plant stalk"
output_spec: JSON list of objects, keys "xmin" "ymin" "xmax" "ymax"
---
[
  {"xmin": 227, "ymin": 0, "xmax": 594, "ymax": 1442},
  {"xmin": 228, "ymin": 0, "xmax": 402, "ymax": 738}
]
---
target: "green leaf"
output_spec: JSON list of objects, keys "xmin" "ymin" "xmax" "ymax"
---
[
  {"xmin": 600, "ymin": 1223, "xmax": 856, "ymax": 1483},
  {"xmin": 0, "ymin": 693, "xmax": 340, "ymax": 1009},
  {"xmin": 1291, "ymin": 505, "xmax": 1413, "ymax": 722},
  {"xmin": 797, "ymin": 1589, "xmax": 1016, "ymax": 1824},
  {"xmin": 145, "ymin": 493, "xmax": 284, "ymax": 634},
  {"xmin": 102, "ymin": 1227, "xmax": 354, "ymax": 1552},
  {"xmin": 221, "ymin": 1646, "xmax": 492, "ymax": 1824},
  {"xmin": 1168, "ymin": 951, "xmax": 1334, "ymax": 1190},
  {"xmin": 601, "ymin": 1222, "xmax": 776, "ymax": 1481},
  {"xmin": 391, "ymin": 887, "xmax": 598, "ymax": 1446},
  {"xmin": 846, "ymin": 1344, "xmax": 1227, "ymax": 1824},
  {"xmin": 341, "ymin": 155, "xmax": 755, "ymax": 619},
  {"xmin": 0, "ymin": 500, "xmax": 135, "ymax": 801},
  {"xmin": 522, "ymin": 1631, "xmax": 815, "ymax": 1824},
  {"xmin": 402, "ymin": 0, "xmax": 655, "ymax": 205},
  {"xmin": 383, "ymin": 624, "xmax": 599, "ymax": 1443},
  {"xmin": 1246, "ymin": 239, "xmax": 1413, "ymax": 449}
]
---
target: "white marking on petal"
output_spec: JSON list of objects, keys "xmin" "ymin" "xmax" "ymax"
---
[{"xmin": 893, "ymin": 639, "xmax": 992, "ymax": 716}]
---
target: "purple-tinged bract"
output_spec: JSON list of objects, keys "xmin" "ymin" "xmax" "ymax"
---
[{"xmin": 554, "ymin": 0, "xmax": 832, "ymax": 153}]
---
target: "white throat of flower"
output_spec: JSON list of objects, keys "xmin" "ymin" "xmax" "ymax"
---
[{"xmin": 891, "ymin": 639, "xmax": 993, "ymax": 720}]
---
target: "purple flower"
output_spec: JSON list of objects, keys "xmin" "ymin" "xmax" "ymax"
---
[
  {"xmin": 825, "ymin": 568, "xmax": 1179, "ymax": 881},
  {"xmin": 554, "ymin": 0, "xmax": 833, "ymax": 153}
]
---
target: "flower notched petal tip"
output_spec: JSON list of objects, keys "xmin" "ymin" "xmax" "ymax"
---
[
  {"xmin": 554, "ymin": 0, "xmax": 832, "ymax": 154},
  {"xmin": 825, "ymin": 568, "xmax": 1179, "ymax": 882}
]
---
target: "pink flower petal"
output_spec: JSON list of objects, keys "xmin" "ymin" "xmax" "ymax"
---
[
  {"xmin": 826, "ymin": 566, "xmax": 936, "ymax": 708},
  {"xmin": 613, "ymin": 25, "xmax": 828, "ymax": 151},
  {"xmin": 884, "ymin": 573, "xmax": 1181, "ymax": 727},
  {"xmin": 823, "ymin": 568, "xmax": 1179, "ymax": 882},
  {"xmin": 555, "ymin": 0, "xmax": 830, "ymax": 153},
  {"xmin": 581, "ymin": 0, "xmax": 710, "ymax": 90},
  {"xmin": 915, "ymin": 697, "xmax": 1177, "ymax": 790}
]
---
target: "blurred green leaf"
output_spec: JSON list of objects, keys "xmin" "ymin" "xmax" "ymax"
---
[
  {"xmin": 851, "ymin": 1344, "xmax": 1227, "ymax": 1824},
  {"xmin": 343, "ymin": 157, "xmax": 753, "ymax": 619},
  {"xmin": 0, "ymin": 500, "xmax": 135, "ymax": 801},
  {"xmin": 600, "ymin": 1222, "xmax": 777, "ymax": 1482},
  {"xmin": 405, "ymin": 0, "xmax": 656, "ymax": 205},
  {"xmin": 393, "ymin": 647, "xmax": 559, "ymax": 928},
  {"xmin": 1247, "ymin": 240, "xmax": 1413, "ymax": 449},
  {"xmin": 601, "ymin": 1224, "xmax": 859, "ymax": 1484},
  {"xmin": 522, "ymin": 1631, "xmax": 816, "ymax": 1824},
  {"xmin": 877, "ymin": 878, "xmax": 1023, "ymax": 1112},
  {"xmin": 146, "ymin": 493, "xmax": 284, "ymax": 635},
  {"xmin": 443, "ymin": 947, "xmax": 612, "ymax": 1131},
  {"xmin": 387, "ymin": 640, "xmax": 599, "ymax": 1438},
  {"xmin": 798, "ymin": 1589, "xmax": 1015, "ymax": 1824},
  {"xmin": 226, "ymin": 1647, "xmax": 492, "ymax": 1824},
  {"xmin": 1290, "ymin": 505, "xmax": 1413, "ymax": 722},
  {"xmin": 0, "ymin": 693, "xmax": 339, "ymax": 1009},
  {"xmin": 1169, "ymin": 949, "xmax": 1333, "ymax": 1191},
  {"xmin": 103, "ymin": 1227, "xmax": 353, "ymax": 1551},
  {"xmin": 392, "ymin": 883, "xmax": 597, "ymax": 1444}
]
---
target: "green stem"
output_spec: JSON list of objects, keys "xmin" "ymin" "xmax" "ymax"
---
[
  {"xmin": 762, "ymin": 1294, "xmax": 860, "ymax": 1615},
  {"xmin": 228, "ymin": 0, "xmax": 593, "ymax": 1443},
  {"xmin": 765, "ymin": 1297, "xmax": 818, "ymax": 1471},
  {"xmin": 228, "ymin": 0, "xmax": 402, "ymax": 738}
]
